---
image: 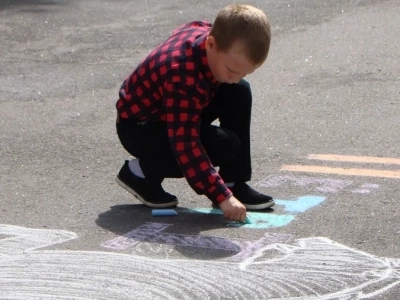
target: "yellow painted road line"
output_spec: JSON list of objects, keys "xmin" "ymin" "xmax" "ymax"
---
[
  {"xmin": 281, "ymin": 165, "xmax": 400, "ymax": 179},
  {"xmin": 308, "ymin": 154, "xmax": 400, "ymax": 165}
]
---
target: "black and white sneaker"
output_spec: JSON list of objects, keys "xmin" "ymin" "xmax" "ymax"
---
[
  {"xmin": 116, "ymin": 160, "xmax": 178, "ymax": 208},
  {"xmin": 231, "ymin": 182, "xmax": 275, "ymax": 210}
]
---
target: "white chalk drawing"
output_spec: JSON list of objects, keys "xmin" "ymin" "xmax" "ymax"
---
[
  {"xmin": 255, "ymin": 175, "xmax": 380, "ymax": 194},
  {"xmin": 1, "ymin": 224, "xmax": 399, "ymax": 299}
]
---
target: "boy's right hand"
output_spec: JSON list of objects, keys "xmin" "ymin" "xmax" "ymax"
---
[{"xmin": 219, "ymin": 195, "xmax": 247, "ymax": 222}]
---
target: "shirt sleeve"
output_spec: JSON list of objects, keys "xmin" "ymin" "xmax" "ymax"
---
[{"xmin": 163, "ymin": 79, "xmax": 232, "ymax": 203}]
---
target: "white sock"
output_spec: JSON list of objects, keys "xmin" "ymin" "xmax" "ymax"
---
[
  {"xmin": 128, "ymin": 158, "xmax": 145, "ymax": 178},
  {"xmin": 225, "ymin": 182, "xmax": 235, "ymax": 187}
]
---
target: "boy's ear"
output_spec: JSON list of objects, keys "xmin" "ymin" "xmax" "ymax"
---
[{"xmin": 206, "ymin": 35, "xmax": 216, "ymax": 50}]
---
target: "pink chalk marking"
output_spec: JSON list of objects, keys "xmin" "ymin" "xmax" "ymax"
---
[
  {"xmin": 102, "ymin": 223, "xmax": 169, "ymax": 250},
  {"xmin": 254, "ymin": 175, "xmax": 379, "ymax": 194},
  {"xmin": 227, "ymin": 233, "xmax": 292, "ymax": 262},
  {"xmin": 101, "ymin": 223, "xmax": 292, "ymax": 261},
  {"xmin": 254, "ymin": 175, "xmax": 352, "ymax": 193},
  {"xmin": 102, "ymin": 223, "xmax": 241, "ymax": 252}
]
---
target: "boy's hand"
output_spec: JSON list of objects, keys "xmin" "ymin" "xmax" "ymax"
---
[{"xmin": 219, "ymin": 195, "xmax": 247, "ymax": 222}]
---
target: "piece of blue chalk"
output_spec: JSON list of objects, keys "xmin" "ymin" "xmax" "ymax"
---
[
  {"xmin": 232, "ymin": 216, "xmax": 253, "ymax": 225},
  {"xmin": 244, "ymin": 216, "xmax": 253, "ymax": 224},
  {"xmin": 151, "ymin": 209, "xmax": 178, "ymax": 216}
]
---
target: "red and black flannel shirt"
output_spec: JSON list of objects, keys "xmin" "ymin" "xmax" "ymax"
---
[{"xmin": 116, "ymin": 21, "xmax": 232, "ymax": 203}]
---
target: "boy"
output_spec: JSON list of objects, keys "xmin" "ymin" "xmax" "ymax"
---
[{"xmin": 115, "ymin": 4, "xmax": 274, "ymax": 222}]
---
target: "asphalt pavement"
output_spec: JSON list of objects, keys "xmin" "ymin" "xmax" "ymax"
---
[{"xmin": 1, "ymin": 0, "xmax": 399, "ymax": 299}]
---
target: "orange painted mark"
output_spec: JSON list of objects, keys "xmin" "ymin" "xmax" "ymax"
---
[
  {"xmin": 308, "ymin": 154, "xmax": 400, "ymax": 165},
  {"xmin": 281, "ymin": 165, "xmax": 400, "ymax": 179}
]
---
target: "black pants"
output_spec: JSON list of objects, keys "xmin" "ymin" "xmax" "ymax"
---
[{"xmin": 116, "ymin": 79, "xmax": 252, "ymax": 184}]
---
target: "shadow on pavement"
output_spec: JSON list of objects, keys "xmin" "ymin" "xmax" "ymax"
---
[{"xmin": 96, "ymin": 203, "xmax": 248, "ymax": 260}]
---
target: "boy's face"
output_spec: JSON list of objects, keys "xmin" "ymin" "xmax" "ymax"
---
[{"xmin": 205, "ymin": 36, "xmax": 259, "ymax": 84}]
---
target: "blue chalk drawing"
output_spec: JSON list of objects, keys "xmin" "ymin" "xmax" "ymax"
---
[
  {"xmin": 187, "ymin": 195, "xmax": 326, "ymax": 229},
  {"xmin": 188, "ymin": 208, "xmax": 295, "ymax": 229},
  {"xmin": 275, "ymin": 196, "xmax": 326, "ymax": 213}
]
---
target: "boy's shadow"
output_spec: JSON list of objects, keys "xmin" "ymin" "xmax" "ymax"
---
[{"xmin": 95, "ymin": 203, "xmax": 273, "ymax": 260}]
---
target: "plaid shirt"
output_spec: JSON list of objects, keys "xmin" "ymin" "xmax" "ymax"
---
[{"xmin": 116, "ymin": 21, "xmax": 232, "ymax": 203}]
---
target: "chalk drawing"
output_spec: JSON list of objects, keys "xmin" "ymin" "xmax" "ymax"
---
[
  {"xmin": 275, "ymin": 195, "xmax": 326, "ymax": 213},
  {"xmin": 226, "ymin": 233, "xmax": 292, "ymax": 263},
  {"xmin": 255, "ymin": 174, "xmax": 380, "ymax": 194},
  {"xmin": 352, "ymin": 183, "xmax": 380, "ymax": 194},
  {"xmin": 190, "ymin": 208, "xmax": 295, "ymax": 229},
  {"xmin": 188, "ymin": 195, "xmax": 326, "ymax": 229},
  {"xmin": 101, "ymin": 222, "xmax": 292, "ymax": 256},
  {"xmin": 0, "ymin": 224, "xmax": 77, "ymax": 254},
  {"xmin": 102, "ymin": 222, "xmax": 242, "ymax": 252},
  {"xmin": 1, "ymin": 224, "xmax": 399, "ymax": 299}
]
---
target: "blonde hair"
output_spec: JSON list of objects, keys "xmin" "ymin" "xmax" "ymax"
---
[{"xmin": 210, "ymin": 4, "xmax": 271, "ymax": 65}]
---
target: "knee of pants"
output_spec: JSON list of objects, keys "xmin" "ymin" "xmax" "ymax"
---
[{"xmin": 213, "ymin": 129, "xmax": 241, "ymax": 166}]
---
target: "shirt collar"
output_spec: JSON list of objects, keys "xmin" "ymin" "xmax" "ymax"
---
[{"xmin": 193, "ymin": 33, "xmax": 219, "ymax": 85}]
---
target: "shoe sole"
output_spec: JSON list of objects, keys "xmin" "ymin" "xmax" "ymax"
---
[
  {"xmin": 115, "ymin": 176, "xmax": 178, "ymax": 208},
  {"xmin": 212, "ymin": 200, "xmax": 275, "ymax": 210},
  {"xmin": 243, "ymin": 200, "xmax": 275, "ymax": 210}
]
